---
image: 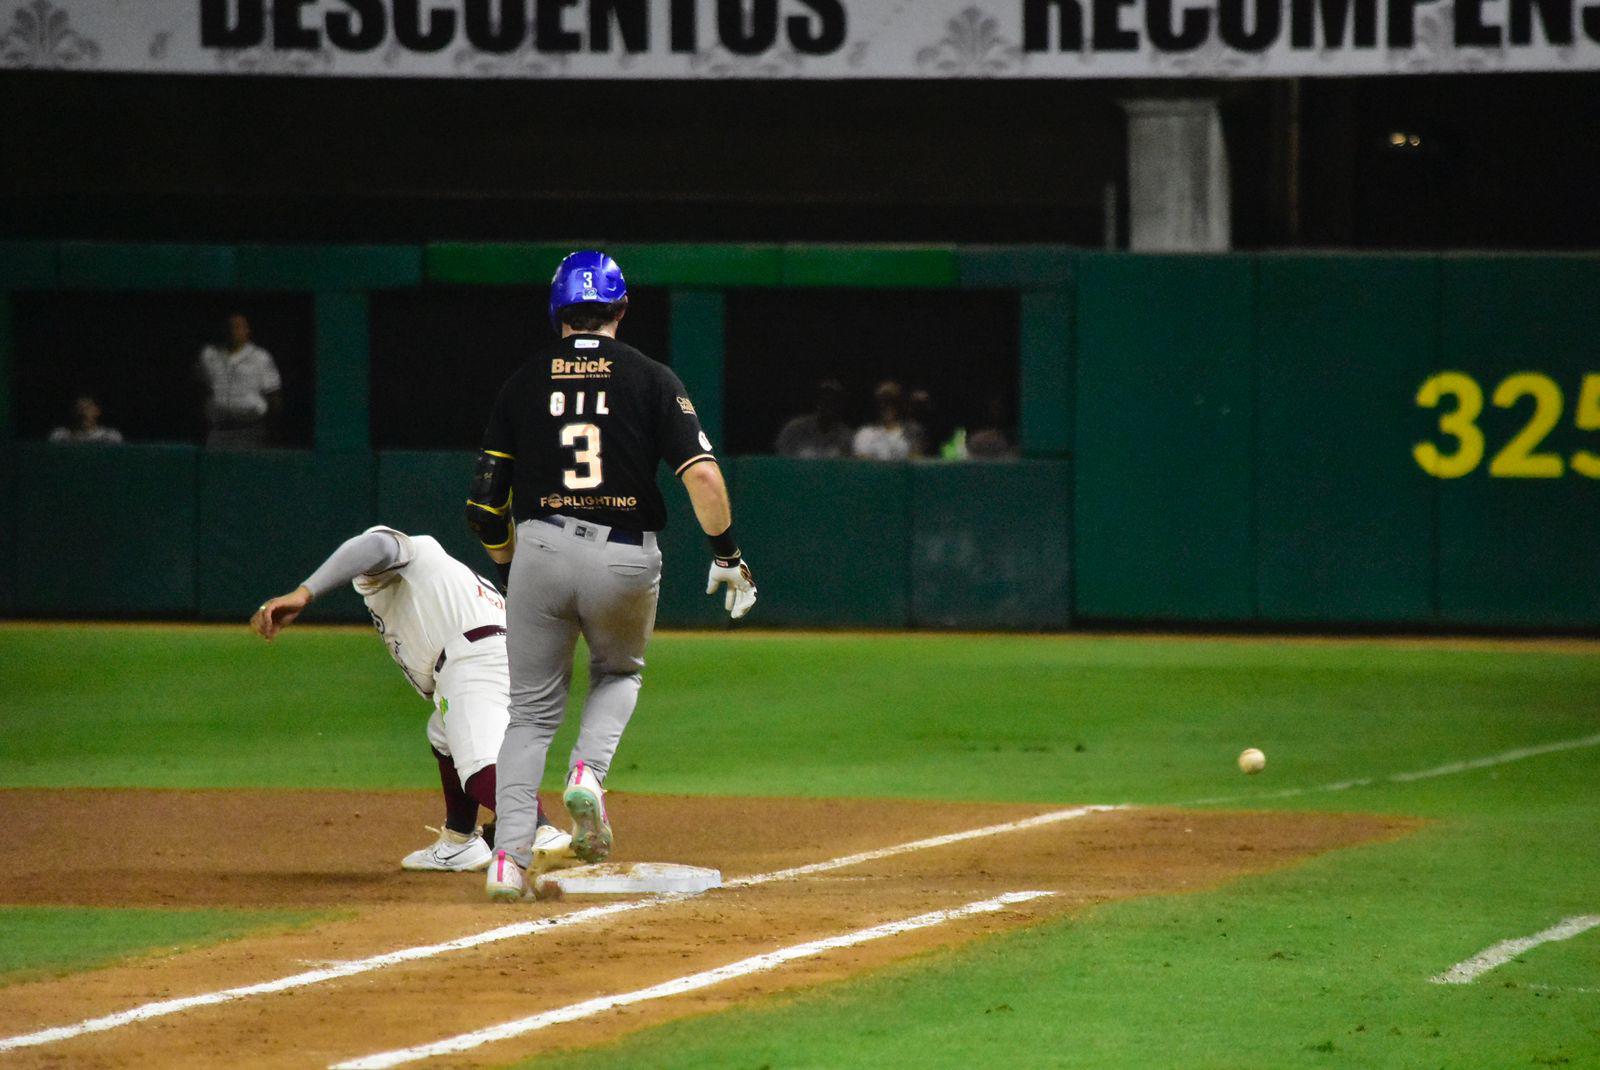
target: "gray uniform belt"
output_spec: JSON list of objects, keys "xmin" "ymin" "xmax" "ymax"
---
[
  {"xmin": 535, "ymin": 514, "xmax": 645, "ymax": 546},
  {"xmin": 434, "ymin": 624, "xmax": 507, "ymax": 673}
]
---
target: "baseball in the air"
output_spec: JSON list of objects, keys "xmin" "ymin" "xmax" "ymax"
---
[{"xmin": 1238, "ymin": 748, "xmax": 1266, "ymax": 774}]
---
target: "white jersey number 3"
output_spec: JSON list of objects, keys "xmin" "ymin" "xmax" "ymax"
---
[{"xmin": 560, "ymin": 422, "xmax": 603, "ymax": 489}]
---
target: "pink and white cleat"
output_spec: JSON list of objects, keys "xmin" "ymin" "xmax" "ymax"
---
[
  {"xmin": 563, "ymin": 761, "xmax": 612, "ymax": 863},
  {"xmin": 484, "ymin": 849, "xmax": 528, "ymax": 901}
]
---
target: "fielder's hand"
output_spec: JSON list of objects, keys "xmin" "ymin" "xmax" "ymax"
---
[
  {"xmin": 251, "ymin": 586, "xmax": 313, "ymax": 641},
  {"xmin": 707, "ymin": 556, "xmax": 757, "ymax": 620}
]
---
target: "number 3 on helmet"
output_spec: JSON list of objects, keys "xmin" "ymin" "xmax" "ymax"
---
[{"xmin": 550, "ymin": 251, "xmax": 628, "ymax": 332}]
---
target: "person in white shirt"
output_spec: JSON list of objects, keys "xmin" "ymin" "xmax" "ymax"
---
[
  {"xmin": 198, "ymin": 313, "xmax": 282, "ymax": 449},
  {"xmin": 250, "ymin": 526, "xmax": 574, "ymax": 874},
  {"xmin": 48, "ymin": 396, "xmax": 123, "ymax": 445},
  {"xmin": 851, "ymin": 380, "xmax": 914, "ymax": 461}
]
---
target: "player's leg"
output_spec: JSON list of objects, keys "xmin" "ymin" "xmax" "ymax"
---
[
  {"xmin": 572, "ymin": 552, "xmax": 660, "ymax": 780},
  {"xmin": 434, "ymin": 745, "xmax": 480, "ymax": 834},
  {"xmin": 400, "ymin": 711, "xmax": 494, "ymax": 872},
  {"xmin": 495, "ymin": 525, "xmax": 582, "ymax": 875},
  {"xmin": 567, "ymin": 536, "xmax": 663, "ymax": 862},
  {"xmin": 435, "ymin": 652, "xmax": 509, "ymax": 809},
  {"xmin": 438, "ymin": 649, "xmax": 574, "ymax": 867}
]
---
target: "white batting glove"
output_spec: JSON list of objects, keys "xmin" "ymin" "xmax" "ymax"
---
[{"xmin": 707, "ymin": 556, "xmax": 757, "ymax": 620}]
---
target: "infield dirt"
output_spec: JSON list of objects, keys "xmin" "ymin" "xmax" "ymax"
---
[{"xmin": 0, "ymin": 790, "xmax": 1414, "ymax": 1068}]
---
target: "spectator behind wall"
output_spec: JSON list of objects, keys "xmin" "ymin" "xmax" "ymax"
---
[
  {"xmin": 853, "ymin": 381, "xmax": 915, "ymax": 461},
  {"xmin": 942, "ymin": 395, "xmax": 1017, "ymax": 460},
  {"xmin": 775, "ymin": 378, "xmax": 854, "ymax": 458},
  {"xmin": 966, "ymin": 394, "xmax": 1017, "ymax": 459},
  {"xmin": 48, "ymin": 396, "xmax": 123, "ymax": 445},
  {"xmin": 198, "ymin": 313, "xmax": 282, "ymax": 449},
  {"xmin": 905, "ymin": 388, "xmax": 937, "ymax": 458}
]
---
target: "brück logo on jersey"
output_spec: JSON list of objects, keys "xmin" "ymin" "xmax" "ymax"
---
[{"xmin": 552, "ymin": 357, "xmax": 613, "ymax": 380}]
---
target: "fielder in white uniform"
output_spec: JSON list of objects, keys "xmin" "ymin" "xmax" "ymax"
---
[{"xmin": 251, "ymin": 526, "xmax": 574, "ymax": 873}]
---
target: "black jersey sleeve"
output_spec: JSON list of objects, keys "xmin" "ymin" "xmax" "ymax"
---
[{"xmin": 656, "ymin": 368, "xmax": 716, "ymax": 476}]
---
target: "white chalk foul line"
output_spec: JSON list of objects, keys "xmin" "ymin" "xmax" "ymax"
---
[
  {"xmin": 1187, "ymin": 731, "xmax": 1600, "ymax": 806},
  {"xmin": 1430, "ymin": 915, "xmax": 1600, "ymax": 985},
  {"xmin": 0, "ymin": 899, "xmax": 664, "ymax": 1055},
  {"xmin": 1390, "ymin": 732, "xmax": 1600, "ymax": 782},
  {"xmin": 726, "ymin": 804, "xmax": 1122, "ymax": 888},
  {"xmin": 332, "ymin": 890, "xmax": 1056, "ymax": 1070},
  {"xmin": 0, "ymin": 805, "xmax": 1115, "ymax": 1054}
]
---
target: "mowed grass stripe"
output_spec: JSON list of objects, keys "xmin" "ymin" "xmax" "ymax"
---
[
  {"xmin": 4, "ymin": 627, "xmax": 1597, "ymax": 813},
  {"xmin": 0, "ymin": 907, "xmax": 327, "ymax": 986}
]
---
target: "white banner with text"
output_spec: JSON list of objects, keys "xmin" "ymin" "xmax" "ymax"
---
[{"xmin": 2, "ymin": 0, "xmax": 1596, "ymax": 78}]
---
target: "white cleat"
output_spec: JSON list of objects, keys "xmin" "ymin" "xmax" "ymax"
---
[
  {"xmin": 485, "ymin": 849, "xmax": 529, "ymax": 901},
  {"xmin": 401, "ymin": 826, "xmax": 493, "ymax": 872},
  {"xmin": 563, "ymin": 761, "xmax": 612, "ymax": 864},
  {"xmin": 533, "ymin": 823, "xmax": 580, "ymax": 870}
]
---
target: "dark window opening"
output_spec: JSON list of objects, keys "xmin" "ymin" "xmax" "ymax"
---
[
  {"xmin": 12, "ymin": 292, "xmax": 314, "ymax": 447},
  {"xmin": 724, "ymin": 289, "xmax": 1021, "ymax": 458}
]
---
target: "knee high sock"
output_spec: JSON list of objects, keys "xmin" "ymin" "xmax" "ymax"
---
[
  {"xmin": 465, "ymin": 765, "xmax": 496, "ymax": 815},
  {"xmin": 452, "ymin": 761, "xmax": 546, "ymax": 834},
  {"xmin": 435, "ymin": 749, "xmax": 481, "ymax": 834}
]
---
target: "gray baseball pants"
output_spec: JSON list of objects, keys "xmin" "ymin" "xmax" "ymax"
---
[{"xmin": 495, "ymin": 516, "xmax": 662, "ymax": 869}]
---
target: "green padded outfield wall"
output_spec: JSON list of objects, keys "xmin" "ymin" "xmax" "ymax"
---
[
  {"xmin": 0, "ymin": 294, "xmax": 12, "ymax": 616},
  {"xmin": 1253, "ymin": 256, "xmax": 1439, "ymax": 624},
  {"xmin": 0, "ymin": 445, "xmax": 14, "ymax": 617},
  {"xmin": 14, "ymin": 444, "xmax": 199, "ymax": 616},
  {"xmin": 910, "ymin": 461, "xmax": 1072, "ymax": 630},
  {"xmin": 1072, "ymin": 254, "xmax": 1256, "ymax": 622},
  {"xmin": 375, "ymin": 451, "xmax": 484, "ymax": 579},
  {"xmin": 196, "ymin": 451, "xmax": 374, "ymax": 623},
  {"xmin": 733, "ymin": 457, "xmax": 912, "ymax": 628},
  {"xmin": 1433, "ymin": 258, "xmax": 1600, "ymax": 629},
  {"xmin": 4, "ymin": 243, "xmax": 1600, "ymax": 630}
]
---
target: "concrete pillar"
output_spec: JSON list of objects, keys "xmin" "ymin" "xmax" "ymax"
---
[
  {"xmin": 313, "ymin": 291, "xmax": 370, "ymax": 452},
  {"xmin": 1119, "ymin": 99, "xmax": 1232, "ymax": 252},
  {"xmin": 668, "ymin": 290, "xmax": 725, "ymax": 448},
  {"xmin": 0, "ymin": 294, "xmax": 12, "ymax": 443},
  {"xmin": 1019, "ymin": 290, "xmax": 1072, "ymax": 459}
]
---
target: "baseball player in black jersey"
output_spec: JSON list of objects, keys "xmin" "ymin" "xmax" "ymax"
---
[{"xmin": 466, "ymin": 250, "xmax": 756, "ymax": 901}]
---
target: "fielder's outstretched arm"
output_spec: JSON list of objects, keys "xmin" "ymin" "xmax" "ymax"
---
[
  {"xmin": 681, "ymin": 460, "xmax": 757, "ymax": 620},
  {"xmin": 250, "ymin": 530, "xmax": 405, "ymax": 640}
]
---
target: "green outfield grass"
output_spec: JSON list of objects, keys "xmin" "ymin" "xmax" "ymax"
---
[
  {"xmin": 540, "ymin": 746, "xmax": 1600, "ymax": 1069},
  {"xmin": 3, "ymin": 624, "xmax": 1598, "ymax": 1067},
  {"xmin": 4, "ymin": 625, "xmax": 1596, "ymax": 806},
  {"xmin": 0, "ymin": 906, "xmax": 328, "ymax": 984}
]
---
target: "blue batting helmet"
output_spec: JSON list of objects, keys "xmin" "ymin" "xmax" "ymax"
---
[{"xmin": 549, "ymin": 250, "xmax": 627, "ymax": 332}]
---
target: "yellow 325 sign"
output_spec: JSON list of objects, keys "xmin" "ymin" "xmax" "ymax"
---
[{"xmin": 1414, "ymin": 372, "xmax": 1600, "ymax": 479}]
